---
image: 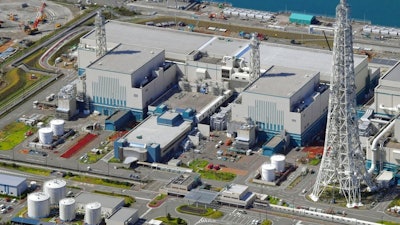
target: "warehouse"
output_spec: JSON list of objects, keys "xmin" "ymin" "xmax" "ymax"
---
[
  {"xmin": 0, "ymin": 173, "xmax": 28, "ymax": 197},
  {"xmin": 289, "ymin": 13, "xmax": 317, "ymax": 25}
]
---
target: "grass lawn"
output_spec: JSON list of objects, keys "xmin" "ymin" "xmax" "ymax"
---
[
  {"xmin": 261, "ymin": 220, "xmax": 273, "ymax": 225},
  {"xmin": 188, "ymin": 159, "xmax": 209, "ymax": 169},
  {"xmin": 156, "ymin": 216, "xmax": 187, "ymax": 225},
  {"xmin": 388, "ymin": 195, "xmax": 400, "ymax": 208},
  {"xmin": 149, "ymin": 194, "xmax": 168, "ymax": 207},
  {"xmin": 0, "ymin": 162, "xmax": 51, "ymax": 176},
  {"xmin": 377, "ymin": 221, "xmax": 400, "ymax": 225},
  {"xmin": 309, "ymin": 158, "xmax": 321, "ymax": 166},
  {"xmin": 0, "ymin": 122, "xmax": 35, "ymax": 150},
  {"xmin": 198, "ymin": 169, "xmax": 236, "ymax": 182},
  {"xmin": 187, "ymin": 159, "xmax": 236, "ymax": 181},
  {"xmin": 177, "ymin": 204, "xmax": 223, "ymax": 218},
  {"xmin": 93, "ymin": 190, "xmax": 135, "ymax": 207},
  {"xmin": 68, "ymin": 175, "xmax": 133, "ymax": 189}
]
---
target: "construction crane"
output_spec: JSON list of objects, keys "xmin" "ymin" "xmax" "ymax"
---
[
  {"xmin": 38, "ymin": 1, "xmax": 47, "ymax": 23},
  {"xmin": 22, "ymin": 18, "xmax": 40, "ymax": 35}
]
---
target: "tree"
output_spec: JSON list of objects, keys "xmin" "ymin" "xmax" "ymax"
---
[
  {"xmin": 177, "ymin": 217, "xmax": 182, "ymax": 224},
  {"xmin": 166, "ymin": 213, "xmax": 172, "ymax": 221}
]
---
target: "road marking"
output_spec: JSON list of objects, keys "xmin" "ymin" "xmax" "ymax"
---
[
  {"xmin": 133, "ymin": 196, "xmax": 152, "ymax": 201},
  {"xmin": 140, "ymin": 207, "xmax": 152, "ymax": 218}
]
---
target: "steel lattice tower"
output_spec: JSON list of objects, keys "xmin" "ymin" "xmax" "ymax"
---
[
  {"xmin": 95, "ymin": 10, "xmax": 107, "ymax": 58},
  {"xmin": 309, "ymin": 0, "xmax": 374, "ymax": 208},
  {"xmin": 249, "ymin": 33, "xmax": 260, "ymax": 82}
]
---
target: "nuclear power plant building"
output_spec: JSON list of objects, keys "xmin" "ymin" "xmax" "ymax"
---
[{"xmin": 77, "ymin": 20, "xmax": 379, "ymax": 152}]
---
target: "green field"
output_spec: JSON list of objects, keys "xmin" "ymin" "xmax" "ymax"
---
[{"xmin": 0, "ymin": 122, "xmax": 36, "ymax": 150}]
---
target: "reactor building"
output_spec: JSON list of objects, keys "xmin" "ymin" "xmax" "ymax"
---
[{"xmin": 77, "ymin": 18, "xmax": 379, "ymax": 156}]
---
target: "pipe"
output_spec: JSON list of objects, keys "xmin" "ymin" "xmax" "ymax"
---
[
  {"xmin": 379, "ymin": 104, "xmax": 400, "ymax": 112},
  {"xmin": 367, "ymin": 119, "xmax": 396, "ymax": 174}
]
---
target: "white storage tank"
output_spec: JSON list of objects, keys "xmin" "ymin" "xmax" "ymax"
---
[
  {"xmin": 85, "ymin": 202, "xmax": 102, "ymax": 225},
  {"xmin": 44, "ymin": 179, "xmax": 67, "ymax": 205},
  {"xmin": 261, "ymin": 163, "xmax": 275, "ymax": 182},
  {"xmin": 271, "ymin": 154, "xmax": 286, "ymax": 172},
  {"xmin": 59, "ymin": 198, "xmax": 76, "ymax": 221},
  {"xmin": 50, "ymin": 119, "xmax": 65, "ymax": 136},
  {"xmin": 39, "ymin": 127, "xmax": 53, "ymax": 144},
  {"xmin": 27, "ymin": 192, "xmax": 50, "ymax": 218}
]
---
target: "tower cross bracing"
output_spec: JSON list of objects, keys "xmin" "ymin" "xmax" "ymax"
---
[{"xmin": 309, "ymin": 0, "xmax": 374, "ymax": 208}]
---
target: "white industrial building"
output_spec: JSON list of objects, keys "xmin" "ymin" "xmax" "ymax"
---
[
  {"xmin": 79, "ymin": 42, "xmax": 177, "ymax": 120},
  {"xmin": 231, "ymin": 66, "xmax": 329, "ymax": 146},
  {"xmin": 363, "ymin": 61, "xmax": 400, "ymax": 176},
  {"xmin": 218, "ymin": 183, "xmax": 256, "ymax": 208},
  {"xmin": 0, "ymin": 173, "xmax": 28, "ymax": 197},
  {"xmin": 114, "ymin": 110, "xmax": 192, "ymax": 163},
  {"xmin": 75, "ymin": 192, "xmax": 124, "ymax": 218},
  {"xmin": 105, "ymin": 207, "xmax": 138, "ymax": 225},
  {"xmin": 77, "ymin": 20, "xmax": 378, "ymax": 150}
]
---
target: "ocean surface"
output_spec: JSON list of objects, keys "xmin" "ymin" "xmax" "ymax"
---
[{"xmin": 213, "ymin": 0, "xmax": 400, "ymax": 28}]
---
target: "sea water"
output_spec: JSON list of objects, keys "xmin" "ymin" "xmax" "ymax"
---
[{"xmin": 213, "ymin": 0, "xmax": 400, "ymax": 28}]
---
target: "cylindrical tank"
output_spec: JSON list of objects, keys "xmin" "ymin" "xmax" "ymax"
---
[
  {"xmin": 59, "ymin": 198, "xmax": 76, "ymax": 221},
  {"xmin": 261, "ymin": 163, "xmax": 275, "ymax": 182},
  {"xmin": 43, "ymin": 179, "xmax": 67, "ymax": 205},
  {"xmin": 27, "ymin": 192, "xmax": 50, "ymax": 218},
  {"xmin": 271, "ymin": 154, "xmax": 286, "ymax": 172},
  {"xmin": 39, "ymin": 127, "xmax": 53, "ymax": 144},
  {"xmin": 85, "ymin": 202, "xmax": 102, "ymax": 225},
  {"xmin": 50, "ymin": 119, "xmax": 65, "ymax": 136}
]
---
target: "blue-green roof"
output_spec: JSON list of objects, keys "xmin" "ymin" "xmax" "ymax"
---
[{"xmin": 289, "ymin": 13, "xmax": 316, "ymax": 25}]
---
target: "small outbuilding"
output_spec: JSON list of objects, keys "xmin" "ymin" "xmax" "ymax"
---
[{"xmin": 289, "ymin": 13, "xmax": 316, "ymax": 25}]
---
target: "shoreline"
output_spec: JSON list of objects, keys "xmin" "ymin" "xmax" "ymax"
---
[{"xmin": 204, "ymin": 1, "xmax": 398, "ymax": 29}]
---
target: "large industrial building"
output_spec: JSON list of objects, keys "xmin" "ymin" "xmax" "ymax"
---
[
  {"xmin": 114, "ymin": 109, "xmax": 193, "ymax": 163},
  {"xmin": 0, "ymin": 173, "xmax": 28, "ymax": 197},
  {"xmin": 77, "ymin": 19, "xmax": 379, "ymax": 153},
  {"xmin": 231, "ymin": 66, "xmax": 329, "ymax": 146},
  {"xmin": 362, "ymin": 61, "xmax": 400, "ymax": 177}
]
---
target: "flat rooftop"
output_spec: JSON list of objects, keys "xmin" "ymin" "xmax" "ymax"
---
[
  {"xmin": 107, "ymin": 207, "xmax": 137, "ymax": 222},
  {"xmin": 83, "ymin": 21, "xmax": 210, "ymax": 58},
  {"xmin": 0, "ymin": 173, "xmax": 26, "ymax": 186},
  {"xmin": 245, "ymin": 66, "xmax": 318, "ymax": 97},
  {"xmin": 163, "ymin": 91, "xmax": 217, "ymax": 113},
  {"xmin": 75, "ymin": 192, "xmax": 124, "ymax": 209},
  {"xmin": 381, "ymin": 61, "xmax": 400, "ymax": 82},
  {"xmin": 82, "ymin": 21, "xmax": 366, "ymax": 76},
  {"xmin": 223, "ymin": 183, "xmax": 248, "ymax": 194},
  {"xmin": 124, "ymin": 115, "xmax": 192, "ymax": 148},
  {"xmin": 88, "ymin": 43, "xmax": 163, "ymax": 74}
]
